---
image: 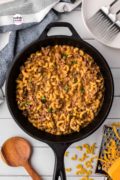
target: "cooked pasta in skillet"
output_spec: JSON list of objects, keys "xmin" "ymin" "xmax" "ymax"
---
[{"xmin": 16, "ymin": 45, "xmax": 104, "ymax": 135}]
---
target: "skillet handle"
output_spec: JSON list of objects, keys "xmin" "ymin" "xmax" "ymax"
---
[
  {"xmin": 0, "ymin": 88, "xmax": 5, "ymax": 105},
  {"xmin": 50, "ymin": 143, "xmax": 70, "ymax": 180},
  {"xmin": 39, "ymin": 22, "xmax": 81, "ymax": 40}
]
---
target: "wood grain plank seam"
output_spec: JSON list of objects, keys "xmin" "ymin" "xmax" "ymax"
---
[{"xmin": 0, "ymin": 175, "xmax": 106, "ymax": 177}]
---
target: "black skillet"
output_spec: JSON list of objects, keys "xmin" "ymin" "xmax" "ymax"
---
[{"xmin": 6, "ymin": 22, "xmax": 114, "ymax": 180}]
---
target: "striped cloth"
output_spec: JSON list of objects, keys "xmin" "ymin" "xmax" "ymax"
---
[{"xmin": 0, "ymin": 0, "xmax": 81, "ymax": 104}]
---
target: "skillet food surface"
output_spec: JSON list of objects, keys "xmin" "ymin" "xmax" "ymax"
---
[{"xmin": 16, "ymin": 45, "xmax": 104, "ymax": 135}]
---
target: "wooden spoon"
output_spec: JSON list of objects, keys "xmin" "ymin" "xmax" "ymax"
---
[{"xmin": 1, "ymin": 137, "xmax": 42, "ymax": 180}]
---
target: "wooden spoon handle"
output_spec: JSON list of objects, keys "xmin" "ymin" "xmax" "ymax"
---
[{"xmin": 24, "ymin": 161, "xmax": 42, "ymax": 180}]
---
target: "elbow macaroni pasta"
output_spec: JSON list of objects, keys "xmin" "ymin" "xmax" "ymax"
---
[{"xmin": 16, "ymin": 45, "xmax": 104, "ymax": 135}]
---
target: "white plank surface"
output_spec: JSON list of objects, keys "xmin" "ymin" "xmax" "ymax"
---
[
  {"xmin": 58, "ymin": 10, "xmax": 93, "ymax": 39},
  {"xmin": 0, "ymin": 177, "xmax": 105, "ymax": 180},
  {"xmin": 0, "ymin": 7, "xmax": 120, "ymax": 180}
]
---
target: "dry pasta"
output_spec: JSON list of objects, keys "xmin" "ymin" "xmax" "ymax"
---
[{"xmin": 16, "ymin": 45, "xmax": 104, "ymax": 135}]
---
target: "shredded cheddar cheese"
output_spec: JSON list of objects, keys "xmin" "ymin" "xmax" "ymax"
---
[
  {"xmin": 99, "ymin": 139, "xmax": 120, "ymax": 172},
  {"xmin": 112, "ymin": 123, "xmax": 120, "ymax": 141},
  {"xmin": 98, "ymin": 124, "xmax": 120, "ymax": 173}
]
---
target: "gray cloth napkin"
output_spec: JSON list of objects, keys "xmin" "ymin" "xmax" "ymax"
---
[
  {"xmin": 0, "ymin": 10, "xmax": 58, "ymax": 88},
  {"xmin": 0, "ymin": 0, "xmax": 81, "ymax": 95}
]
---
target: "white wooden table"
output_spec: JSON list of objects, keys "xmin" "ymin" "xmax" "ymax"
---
[{"xmin": 0, "ymin": 7, "xmax": 120, "ymax": 180}]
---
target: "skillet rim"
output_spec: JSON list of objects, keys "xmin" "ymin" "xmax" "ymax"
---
[{"xmin": 5, "ymin": 36, "xmax": 114, "ymax": 144}]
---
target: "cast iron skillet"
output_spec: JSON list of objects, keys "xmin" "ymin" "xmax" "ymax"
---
[{"xmin": 6, "ymin": 22, "xmax": 114, "ymax": 180}]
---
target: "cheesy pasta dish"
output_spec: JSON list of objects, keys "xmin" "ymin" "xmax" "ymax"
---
[{"xmin": 16, "ymin": 45, "xmax": 104, "ymax": 135}]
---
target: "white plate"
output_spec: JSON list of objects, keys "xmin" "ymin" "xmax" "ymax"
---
[{"xmin": 82, "ymin": 0, "xmax": 120, "ymax": 49}]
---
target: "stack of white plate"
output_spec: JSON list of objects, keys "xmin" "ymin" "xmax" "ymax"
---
[{"xmin": 82, "ymin": 0, "xmax": 120, "ymax": 49}]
